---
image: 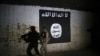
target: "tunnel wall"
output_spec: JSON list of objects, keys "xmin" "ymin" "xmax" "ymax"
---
[{"xmin": 0, "ymin": 4, "xmax": 94, "ymax": 56}]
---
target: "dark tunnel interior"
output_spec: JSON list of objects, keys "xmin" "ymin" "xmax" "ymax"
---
[{"xmin": 0, "ymin": 0, "xmax": 100, "ymax": 56}]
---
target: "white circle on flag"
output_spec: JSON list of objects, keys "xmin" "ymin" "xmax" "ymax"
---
[{"xmin": 50, "ymin": 23, "xmax": 62, "ymax": 38}]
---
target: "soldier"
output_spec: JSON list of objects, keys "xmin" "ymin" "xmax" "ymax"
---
[
  {"xmin": 21, "ymin": 26, "xmax": 40, "ymax": 56},
  {"xmin": 40, "ymin": 27, "xmax": 49, "ymax": 56}
]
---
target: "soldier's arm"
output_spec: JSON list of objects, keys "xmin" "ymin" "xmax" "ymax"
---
[{"xmin": 21, "ymin": 33, "xmax": 29, "ymax": 39}]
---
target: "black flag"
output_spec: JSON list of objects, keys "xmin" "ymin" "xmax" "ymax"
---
[{"xmin": 39, "ymin": 10, "xmax": 70, "ymax": 44}]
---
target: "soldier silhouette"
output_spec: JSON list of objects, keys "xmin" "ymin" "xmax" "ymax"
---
[{"xmin": 21, "ymin": 26, "xmax": 40, "ymax": 56}]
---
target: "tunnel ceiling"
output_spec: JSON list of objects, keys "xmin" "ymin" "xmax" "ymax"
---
[{"xmin": 0, "ymin": 0, "xmax": 99, "ymax": 13}]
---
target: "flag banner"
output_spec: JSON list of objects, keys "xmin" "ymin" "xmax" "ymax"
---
[{"xmin": 39, "ymin": 10, "xmax": 70, "ymax": 44}]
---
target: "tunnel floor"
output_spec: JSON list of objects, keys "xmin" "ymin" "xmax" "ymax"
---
[
  {"xmin": 47, "ymin": 48, "xmax": 100, "ymax": 56},
  {"xmin": 17, "ymin": 47, "xmax": 100, "ymax": 56}
]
